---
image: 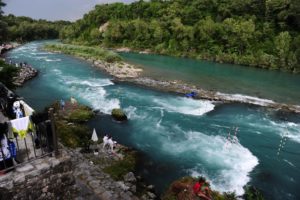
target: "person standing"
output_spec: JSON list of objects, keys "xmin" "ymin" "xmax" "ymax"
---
[{"xmin": 60, "ymin": 99, "xmax": 65, "ymax": 111}]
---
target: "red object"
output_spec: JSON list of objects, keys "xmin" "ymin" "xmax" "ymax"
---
[{"xmin": 193, "ymin": 182, "xmax": 202, "ymax": 194}]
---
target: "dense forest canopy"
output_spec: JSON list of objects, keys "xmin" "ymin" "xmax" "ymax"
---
[
  {"xmin": 60, "ymin": 0, "xmax": 300, "ymax": 73},
  {"xmin": 3, "ymin": 15, "xmax": 71, "ymax": 42},
  {"xmin": 0, "ymin": 0, "xmax": 70, "ymax": 43}
]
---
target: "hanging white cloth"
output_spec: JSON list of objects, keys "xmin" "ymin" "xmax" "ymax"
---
[
  {"xmin": 20, "ymin": 100, "xmax": 35, "ymax": 116},
  {"xmin": 91, "ymin": 128, "xmax": 98, "ymax": 142},
  {"xmin": 10, "ymin": 116, "xmax": 32, "ymax": 139},
  {"xmin": 0, "ymin": 135, "xmax": 11, "ymax": 161}
]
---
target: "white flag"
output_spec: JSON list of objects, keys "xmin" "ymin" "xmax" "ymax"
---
[{"xmin": 91, "ymin": 128, "xmax": 98, "ymax": 142}]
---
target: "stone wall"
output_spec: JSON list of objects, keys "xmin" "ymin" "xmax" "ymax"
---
[{"xmin": 0, "ymin": 151, "xmax": 76, "ymax": 200}]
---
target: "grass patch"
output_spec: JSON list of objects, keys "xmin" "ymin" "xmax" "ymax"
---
[
  {"xmin": 55, "ymin": 121, "xmax": 90, "ymax": 148},
  {"xmin": 43, "ymin": 43, "xmax": 122, "ymax": 63},
  {"xmin": 103, "ymin": 149, "xmax": 137, "ymax": 180}
]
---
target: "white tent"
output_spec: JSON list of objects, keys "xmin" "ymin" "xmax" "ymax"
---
[{"xmin": 91, "ymin": 128, "xmax": 98, "ymax": 142}]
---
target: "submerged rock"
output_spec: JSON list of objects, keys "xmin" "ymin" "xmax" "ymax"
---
[{"xmin": 111, "ymin": 108, "xmax": 127, "ymax": 121}]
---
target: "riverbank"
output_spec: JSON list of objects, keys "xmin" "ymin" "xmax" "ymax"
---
[
  {"xmin": 44, "ymin": 43, "xmax": 143, "ymax": 78},
  {"xmin": 13, "ymin": 65, "xmax": 38, "ymax": 86},
  {"xmin": 50, "ymin": 101, "xmax": 157, "ymax": 199},
  {"xmin": 43, "ymin": 43, "xmax": 300, "ymax": 113},
  {"xmin": 116, "ymin": 77, "xmax": 300, "ymax": 114},
  {"xmin": 0, "ymin": 42, "xmax": 21, "ymax": 55}
]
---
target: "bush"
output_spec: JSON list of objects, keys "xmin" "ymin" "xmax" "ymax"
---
[{"xmin": 0, "ymin": 60, "xmax": 19, "ymax": 89}]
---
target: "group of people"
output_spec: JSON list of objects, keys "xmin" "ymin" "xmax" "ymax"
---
[
  {"xmin": 6, "ymin": 58, "xmax": 30, "ymax": 68},
  {"xmin": 102, "ymin": 134, "xmax": 117, "ymax": 153},
  {"xmin": 59, "ymin": 96, "xmax": 77, "ymax": 111}
]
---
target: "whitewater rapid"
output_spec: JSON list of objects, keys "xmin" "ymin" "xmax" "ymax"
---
[{"xmin": 9, "ymin": 41, "xmax": 300, "ymax": 199}]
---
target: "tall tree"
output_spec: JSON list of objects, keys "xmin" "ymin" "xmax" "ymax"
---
[{"xmin": 0, "ymin": 0, "xmax": 8, "ymax": 42}]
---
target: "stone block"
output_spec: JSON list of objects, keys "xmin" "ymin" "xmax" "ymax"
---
[
  {"xmin": 0, "ymin": 173, "xmax": 11, "ymax": 183},
  {"xmin": 13, "ymin": 173, "xmax": 26, "ymax": 184},
  {"xmin": 100, "ymin": 191, "xmax": 113, "ymax": 200},
  {"xmin": 123, "ymin": 172, "xmax": 136, "ymax": 183},
  {"xmin": 116, "ymin": 181, "xmax": 129, "ymax": 191},
  {"xmin": 35, "ymin": 162, "xmax": 50, "ymax": 173},
  {"xmin": 147, "ymin": 192, "xmax": 156, "ymax": 199},
  {"xmin": 48, "ymin": 158, "xmax": 60, "ymax": 168},
  {"xmin": 16, "ymin": 164, "xmax": 34, "ymax": 173},
  {"xmin": 0, "ymin": 180, "xmax": 13, "ymax": 190},
  {"xmin": 94, "ymin": 186, "xmax": 106, "ymax": 195},
  {"xmin": 25, "ymin": 169, "xmax": 41, "ymax": 179}
]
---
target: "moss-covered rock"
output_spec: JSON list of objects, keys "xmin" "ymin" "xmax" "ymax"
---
[
  {"xmin": 66, "ymin": 105, "xmax": 94, "ymax": 123},
  {"xmin": 111, "ymin": 108, "xmax": 127, "ymax": 121},
  {"xmin": 48, "ymin": 101, "xmax": 93, "ymax": 148}
]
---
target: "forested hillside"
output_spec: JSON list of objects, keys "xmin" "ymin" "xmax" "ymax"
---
[
  {"xmin": 0, "ymin": 0, "xmax": 70, "ymax": 43},
  {"xmin": 4, "ymin": 15, "xmax": 70, "ymax": 42},
  {"xmin": 60, "ymin": 0, "xmax": 300, "ymax": 73}
]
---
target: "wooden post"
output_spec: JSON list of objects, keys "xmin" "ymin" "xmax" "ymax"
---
[{"xmin": 48, "ymin": 108, "xmax": 59, "ymax": 156}]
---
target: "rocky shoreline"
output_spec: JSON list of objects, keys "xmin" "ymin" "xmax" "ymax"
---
[
  {"xmin": 48, "ymin": 49, "xmax": 143, "ymax": 79},
  {"xmin": 88, "ymin": 59, "xmax": 142, "ymax": 79},
  {"xmin": 114, "ymin": 77, "xmax": 300, "ymax": 114},
  {"xmin": 68, "ymin": 147, "xmax": 157, "ymax": 200},
  {"xmin": 68, "ymin": 48, "xmax": 300, "ymax": 114},
  {"xmin": 13, "ymin": 65, "xmax": 38, "ymax": 86}
]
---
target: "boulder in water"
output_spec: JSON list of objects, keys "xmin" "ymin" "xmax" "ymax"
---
[{"xmin": 111, "ymin": 108, "xmax": 127, "ymax": 121}]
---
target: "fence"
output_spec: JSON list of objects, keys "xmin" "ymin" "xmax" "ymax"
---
[{"xmin": 0, "ymin": 108, "xmax": 58, "ymax": 173}]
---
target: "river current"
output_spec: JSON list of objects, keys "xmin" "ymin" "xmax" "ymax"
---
[{"xmin": 7, "ymin": 41, "xmax": 300, "ymax": 200}]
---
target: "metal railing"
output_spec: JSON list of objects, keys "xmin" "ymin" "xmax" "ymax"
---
[{"xmin": 0, "ymin": 108, "xmax": 58, "ymax": 173}]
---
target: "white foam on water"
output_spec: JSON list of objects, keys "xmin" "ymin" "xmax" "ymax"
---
[
  {"xmin": 124, "ymin": 106, "xmax": 138, "ymax": 119},
  {"xmin": 59, "ymin": 76, "xmax": 119, "ymax": 114},
  {"xmin": 64, "ymin": 77, "xmax": 113, "ymax": 88},
  {"xmin": 156, "ymin": 109, "xmax": 164, "ymax": 127},
  {"xmin": 36, "ymin": 56, "xmax": 48, "ymax": 60},
  {"xmin": 78, "ymin": 87, "xmax": 120, "ymax": 114},
  {"xmin": 153, "ymin": 97, "xmax": 215, "ymax": 116},
  {"xmin": 283, "ymin": 159, "xmax": 296, "ymax": 168},
  {"xmin": 52, "ymin": 69, "xmax": 62, "ymax": 75},
  {"xmin": 268, "ymin": 120, "xmax": 300, "ymax": 144},
  {"xmin": 45, "ymin": 58, "xmax": 61, "ymax": 62},
  {"xmin": 162, "ymin": 130, "xmax": 259, "ymax": 196},
  {"xmin": 216, "ymin": 92, "xmax": 275, "ymax": 106}
]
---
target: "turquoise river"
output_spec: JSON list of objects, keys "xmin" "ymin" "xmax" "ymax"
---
[{"xmin": 6, "ymin": 41, "xmax": 300, "ymax": 200}]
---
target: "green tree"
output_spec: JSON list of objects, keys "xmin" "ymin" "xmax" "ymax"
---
[
  {"xmin": 0, "ymin": 60, "xmax": 18, "ymax": 89},
  {"xmin": 274, "ymin": 31, "xmax": 291, "ymax": 69},
  {"xmin": 0, "ymin": 0, "xmax": 7, "ymax": 42}
]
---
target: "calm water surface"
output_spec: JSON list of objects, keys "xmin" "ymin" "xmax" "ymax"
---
[{"xmin": 120, "ymin": 52, "xmax": 300, "ymax": 105}]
